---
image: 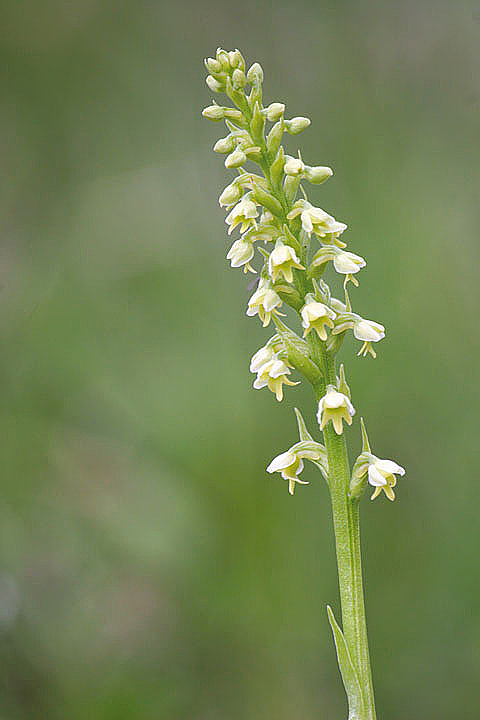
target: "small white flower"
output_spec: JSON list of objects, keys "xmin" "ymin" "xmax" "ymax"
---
[
  {"xmin": 225, "ymin": 197, "xmax": 258, "ymax": 235},
  {"xmin": 287, "ymin": 200, "xmax": 329, "ymax": 235},
  {"xmin": 252, "ymin": 357, "xmax": 299, "ymax": 402},
  {"xmin": 317, "ymin": 386, "xmax": 355, "ymax": 435},
  {"xmin": 333, "ymin": 250, "xmax": 366, "ymax": 275},
  {"xmin": 268, "ymin": 240, "xmax": 304, "ymax": 283},
  {"xmin": 300, "ymin": 297, "xmax": 336, "ymax": 340},
  {"xmin": 266, "ymin": 450, "xmax": 307, "ymax": 495},
  {"xmin": 354, "ymin": 319, "xmax": 385, "ymax": 358},
  {"xmin": 249, "ymin": 344, "xmax": 275, "ymax": 374},
  {"xmin": 226, "ymin": 238, "xmax": 255, "ymax": 273},
  {"xmin": 265, "ymin": 102, "xmax": 285, "ymax": 121},
  {"xmin": 367, "ymin": 456, "xmax": 405, "ymax": 501},
  {"xmin": 284, "ymin": 156, "xmax": 305, "ymax": 176},
  {"xmin": 246, "ymin": 278, "xmax": 283, "ymax": 327}
]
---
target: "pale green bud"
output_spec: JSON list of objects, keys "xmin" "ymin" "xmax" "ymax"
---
[
  {"xmin": 205, "ymin": 57, "xmax": 222, "ymax": 74},
  {"xmin": 247, "ymin": 62, "xmax": 264, "ymax": 85},
  {"xmin": 232, "ymin": 68, "xmax": 247, "ymax": 90},
  {"xmin": 265, "ymin": 102, "xmax": 285, "ymax": 122},
  {"xmin": 229, "ymin": 49, "xmax": 245, "ymax": 70},
  {"xmin": 285, "ymin": 116, "xmax": 311, "ymax": 134},
  {"xmin": 202, "ymin": 105, "xmax": 225, "ymax": 121},
  {"xmin": 225, "ymin": 149, "xmax": 247, "ymax": 168},
  {"xmin": 213, "ymin": 135, "xmax": 235, "ymax": 153},
  {"xmin": 216, "ymin": 48, "xmax": 230, "ymax": 70},
  {"xmin": 305, "ymin": 165, "xmax": 333, "ymax": 184},
  {"xmin": 206, "ymin": 75, "xmax": 223, "ymax": 93},
  {"xmin": 266, "ymin": 121, "xmax": 284, "ymax": 155},
  {"xmin": 224, "ymin": 108, "xmax": 244, "ymax": 123},
  {"xmin": 218, "ymin": 182, "xmax": 242, "ymax": 207}
]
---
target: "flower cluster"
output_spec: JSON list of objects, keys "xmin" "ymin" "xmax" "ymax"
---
[{"xmin": 203, "ymin": 48, "xmax": 404, "ymax": 501}]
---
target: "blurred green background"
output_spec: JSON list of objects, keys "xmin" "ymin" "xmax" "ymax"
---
[{"xmin": 1, "ymin": 0, "xmax": 479, "ymax": 718}]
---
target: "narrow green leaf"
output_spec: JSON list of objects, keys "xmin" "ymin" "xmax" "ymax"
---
[{"xmin": 327, "ymin": 605, "xmax": 365, "ymax": 720}]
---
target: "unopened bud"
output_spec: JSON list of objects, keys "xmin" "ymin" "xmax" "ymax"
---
[
  {"xmin": 206, "ymin": 75, "xmax": 223, "ymax": 93},
  {"xmin": 247, "ymin": 62, "xmax": 264, "ymax": 85},
  {"xmin": 305, "ymin": 165, "xmax": 333, "ymax": 184},
  {"xmin": 214, "ymin": 135, "xmax": 235, "ymax": 153},
  {"xmin": 216, "ymin": 48, "xmax": 230, "ymax": 70},
  {"xmin": 229, "ymin": 49, "xmax": 245, "ymax": 70},
  {"xmin": 202, "ymin": 105, "xmax": 225, "ymax": 121},
  {"xmin": 265, "ymin": 102, "xmax": 285, "ymax": 122},
  {"xmin": 205, "ymin": 57, "xmax": 222, "ymax": 74},
  {"xmin": 284, "ymin": 157, "xmax": 305, "ymax": 176},
  {"xmin": 225, "ymin": 149, "xmax": 247, "ymax": 168},
  {"xmin": 285, "ymin": 116, "xmax": 311, "ymax": 134},
  {"xmin": 219, "ymin": 182, "xmax": 242, "ymax": 207},
  {"xmin": 232, "ymin": 68, "xmax": 247, "ymax": 89}
]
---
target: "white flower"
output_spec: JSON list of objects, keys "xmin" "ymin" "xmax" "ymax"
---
[
  {"xmin": 268, "ymin": 240, "xmax": 304, "ymax": 283},
  {"xmin": 226, "ymin": 238, "xmax": 255, "ymax": 273},
  {"xmin": 265, "ymin": 102, "xmax": 285, "ymax": 121},
  {"xmin": 225, "ymin": 197, "xmax": 258, "ymax": 235},
  {"xmin": 287, "ymin": 200, "xmax": 330, "ymax": 235},
  {"xmin": 252, "ymin": 357, "xmax": 299, "ymax": 402},
  {"xmin": 284, "ymin": 156, "xmax": 305, "ymax": 176},
  {"xmin": 266, "ymin": 450, "xmax": 307, "ymax": 495},
  {"xmin": 317, "ymin": 386, "xmax": 355, "ymax": 435},
  {"xmin": 333, "ymin": 250, "xmax": 366, "ymax": 275},
  {"xmin": 246, "ymin": 278, "xmax": 283, "ymax": 327},
  {"xmin": 300, "ymin": 297, "xmax": 336, "ymax": 340},
  {"xmin": 354, "ymin": 319, "xmax": 385, "ymax": 358},
  {"xmin": 333, "ymin": 313, "xmax": 386, "ymax": 358},
  {"xmin": 367, "ymin": 456, "xmax": 405, "ymax": 501},
  {"xmin": 249, "ymin": 344, "xmax": 275, "ymax": 374}
]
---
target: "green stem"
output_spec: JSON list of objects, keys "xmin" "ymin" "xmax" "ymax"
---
[{"xmin": 311, "ymin": 336, "xmax": 376, "ymax": 720}]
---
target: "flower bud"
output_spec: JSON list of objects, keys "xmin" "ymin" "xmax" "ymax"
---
[
  {"xmin": 305, "ymin": 165, "xmax": 333, "ymax": 184},
  {"xmin": 205, "ymin": 57, "xmax": 222, "ymax": 74},
  {"xmin": 216, "ymin": 48, "xmax": 230, "ymax": 70},
  {"xmin": 265, "ymin": 102, "xmax": 285, "ymax": 122},
  {"xmin": 202, "ymin": 105, "xmax": 225, "ymax": 121},
  {"xmin": 232, "ymin": 68, "xmax": 247, "ymax": 89},
  {"xmin": 225, "ymin": 149, "xmax": 247, "ymax": 168},
  {"xmin": 229, "ymin": 49, "xmax": 245, "ymax": 70},
  {"xmin": 247, "ymin": 62, "xmax": 264, "ymax": 85},
  {"xmin": 218, "ymin": 182, "xmax": 242, "ymax": 207},
  {"xmin": 224, "ymin": 108, "xmax": 244, "ymax": 123},
  {"xmin": 284, "ymin": 157, "xmax": 305, "ymax": 176},
  {"xmin": 285, "ymin": 116, "xmax": 311, "ymax": 134},
  {"xmin": 213, "ymin": 135, "xmax": 235, "ymax": 153},
  {"xmin": 206, "ymin": 75, "xmax": 223, "ymax": 93}
]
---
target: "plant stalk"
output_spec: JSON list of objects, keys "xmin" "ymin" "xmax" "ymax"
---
[{"xmin": 310, "ymin": 335, "xmax": 377, "ymax": 720}]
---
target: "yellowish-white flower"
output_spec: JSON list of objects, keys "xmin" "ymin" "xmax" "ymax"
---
[
  {"xmin": 284, "ymin": 156, "xmax": 305, "ymax": 176},
  {"xmin": 252, "ymin": 356, "xmax": 299, "ymax": 402},
  {"xmin": 226, "ymin": 237, "xmax": 255, "ymax": 273},
  {"xmin": 249, "ymin": 343, "xmax": 275, "ymax": 374},
  {"xmin": 266, "ymin": 450, "xmax": 307, "ymax": 495},
  {"xmin": 367, "ymin": 456, "xmax": 405, "ymax": 501},
  {"xmin": 268, "ymin": 240, "xmax": 304, "ymax": 283},
  {"xmin": 246, "ymin": 278, "xmax": 283, "ymax": 326},
  {"xmin": 225, "ymin": 197, "xmax": 258, "ymax": 235},
  {"xmin": 354, "ymin": 319, "xmax": 385, "ymax": 358},
  {"xmin": 333, "ymin": 250, "xmax": 366, "ymax": 275},
  {"xmin": 333, "ymin": 313, "xmax": 385, "ymax": 358},
  {"xmin": 285, "ymin": 116, "xmax": 311, "ymax": 134},
  {"xmin": 287, "ymin": 200, "xmax": 346, "ymax": 242},
  {"xmin": 265, "ymin": 102, "xmax": 285, "ymax": 121},
  {"xmin": 300, "ymin": 295, "xmax": 336, "ymax": 340},
  {"xmin": 317, "ymin": 386, "xmax": 355, "ymax": 435}
]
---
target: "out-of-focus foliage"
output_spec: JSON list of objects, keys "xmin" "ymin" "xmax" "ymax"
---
[{"xmin": 1, "ymin": 1, "xmax": 479, "ymax": 718}]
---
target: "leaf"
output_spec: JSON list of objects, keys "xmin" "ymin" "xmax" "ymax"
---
[{"xmin": 327, "ymin": 605, "xmax": 366, "ymax": 720}]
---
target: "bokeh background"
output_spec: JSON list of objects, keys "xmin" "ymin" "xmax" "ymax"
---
[{"xmin": 1, "ymin": 1, "xmax": 479, "ymax": 718}]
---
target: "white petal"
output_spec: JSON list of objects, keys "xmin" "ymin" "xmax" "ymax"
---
[
  {"xmin": 324, "ymin": 390, "xmax": 347, "ymax": 409},
  {"xmin": 267, "ymin": 451, "xmax": 297, "ymax": 473},
  {"xmin": 375, "ymin": 458, "xmax": 405, "ymax": 476},
  {"xmin": 368, "ymin": 465, "xmax": 388, "ymax": 487}
]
